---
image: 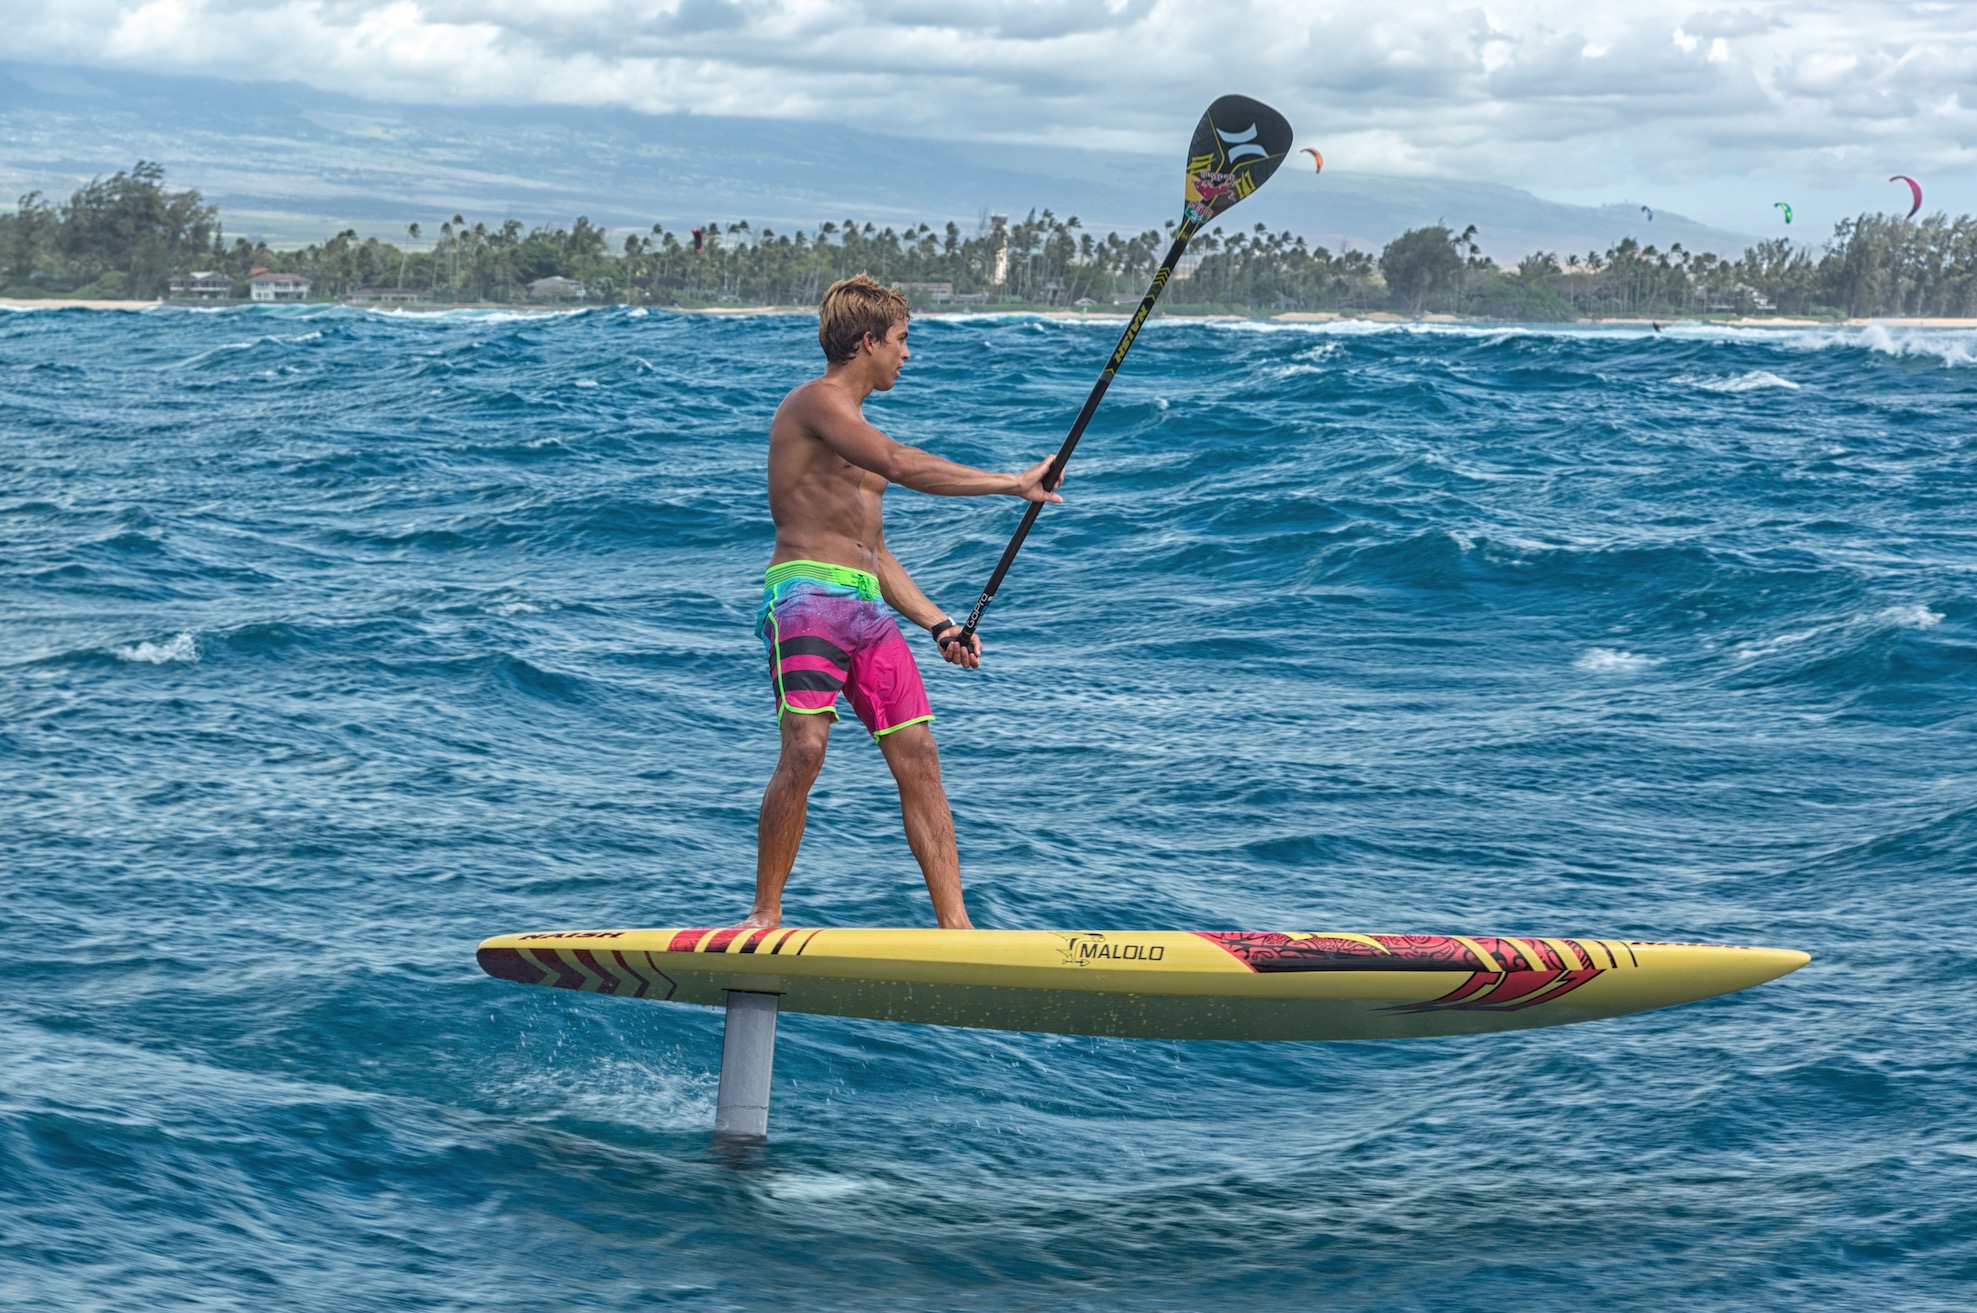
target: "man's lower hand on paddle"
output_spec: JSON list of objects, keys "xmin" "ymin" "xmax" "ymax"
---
[{"xmin": 931, "ymin": 621, "xmax": 982, "ymax": 669}]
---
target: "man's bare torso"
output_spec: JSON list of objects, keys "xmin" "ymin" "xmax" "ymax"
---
[{"xmin": 767, "ymin": 378, "xmax": 887, "ymax": 573}]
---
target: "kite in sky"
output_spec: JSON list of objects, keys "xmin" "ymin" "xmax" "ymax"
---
[
  {"xmin": 1775, "ymin": 201, "xmax": 1793, "ymax": 224},
  {"xmin": 1302, "ymin": 147, "xmax": 1323, "ymax": 173},
  {"xmin": 1889, "ymin": 175, "xmax": 1922, "ymax": 219}
]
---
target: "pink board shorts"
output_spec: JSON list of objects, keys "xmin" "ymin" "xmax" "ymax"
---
[{"xmin": 757, "ymin": 559, "xmax": 934, "ymax": 739}]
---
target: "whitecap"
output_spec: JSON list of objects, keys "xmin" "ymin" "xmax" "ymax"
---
[
  {"xmin": 1575, "ymin": 647, "xmax": 1657, "ymax": 673},
  {"xmin": 763, "ymin": 1173, "xmax": 869, "ymax": 1203},
  {"xmin": 1733, "ymin": 626, "xmax": 1824, "ymax": 661},
  {"xmin": 1680, "ymin": 370, "xmax": 1800, "ymax": 393},
  {"xmin": 1878, "ymin": 603, "xmax": 1944, "ymax": 630},
  {"xmin": 1855, "ymin": 323, "xmax": 1977, "ymax": 367},
  {"xmin": 574, "ymin": 379, "xmax": 600, "ymax": 389},
  {"xmin": 173, "ymin": 340, "xmax": 258, "ymax": 368},
  {"xmin": 116, "ymin": 632, "xmax": 198, "ymax": 664}
]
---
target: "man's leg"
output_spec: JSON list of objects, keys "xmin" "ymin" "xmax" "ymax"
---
[
  {"xmin": 875, "ymin": 723, "xmax": 973, "ymax": 930},
  {"xmin": 743, "ymin": 711, "xmax": 832, "ymax": 928}
]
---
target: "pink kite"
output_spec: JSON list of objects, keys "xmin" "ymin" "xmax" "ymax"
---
[{"xmin": 1890, "ymin": 174, "xmax": 1922, "ymax": 219}]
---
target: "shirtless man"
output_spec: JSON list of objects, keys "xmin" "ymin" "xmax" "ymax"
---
[{"xmin": 741, "ymin": 275, "xmax": 1061, "ymax": 930}]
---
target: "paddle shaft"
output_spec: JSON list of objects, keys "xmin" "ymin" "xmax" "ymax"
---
[{"xmin": 959, "ymin": 231, "xmax": 1193, "ymax": 642}]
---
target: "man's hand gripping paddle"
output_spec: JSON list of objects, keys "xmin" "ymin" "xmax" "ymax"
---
[{"xmin": 952, "ymin": 95, "xmax": 1294, "ymax": 652}]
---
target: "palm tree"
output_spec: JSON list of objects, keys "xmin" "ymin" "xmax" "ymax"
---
[{"xmin": 400, "ymin": 222, "xmax": 420, "ymax": 289}]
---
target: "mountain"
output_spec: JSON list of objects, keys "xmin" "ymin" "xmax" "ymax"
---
[{"xmin": 0, "ymin": 62, "xmax": 1760, "ymax": 262}]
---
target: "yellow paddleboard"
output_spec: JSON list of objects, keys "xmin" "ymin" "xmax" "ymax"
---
[{"xmin": 478, "ymin": 927, "xmax": 1808, "ymax": 1041}]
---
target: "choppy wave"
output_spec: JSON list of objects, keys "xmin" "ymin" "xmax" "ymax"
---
[
  {"xmin": 1574, "ymin": 646, "xmax": 1659, "ymax": 672},
  {"xmin": 1678, "ymin": 369, "xmax": 1801, "ymax": 392},
  {"xmin": 113, "ymin": 631, "xmax": 200, "ymax": 663},
  {"xmin": 4, "ymin": 307, "xmax": 1974, "ymax": 1313}
]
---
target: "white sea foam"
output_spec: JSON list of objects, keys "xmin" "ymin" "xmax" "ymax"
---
[
  {"xmin": 574, "ymin": 379, "xmax": 600, "ymax": 388},
  {"xmin": 173, "ymin": 340, "xmax": 259, "ymax": 367},
  {"xmin": 1575, "ymin": 647, "xmax": 1658, "ymax": 673},
  {"xmin": 174, "ymin": 330, "xmax": 323, "ymax": 368},
  {"xmin": 1747, "ymin": 323, "xmax": 1977, "ymax": 367},
  {"xmin": 762, "ymin": 1173, "xmax": 869, "ymax": 1203},
  {"xmin": 1680, "ymin": 370, "xmax": 1800, "ymax": 393},
  {"xmin": 1733, "ymin": 627, "xmax": 1823, "ymax": 661},
  {"xmin": 1879, "ymin": 603, "xmax": 1944, "ymax": 629},
  {"xmin": 1269, "ymin": 341, "xmax": 1346, "ymax": 377},
  {"xmin": 1852, "ymin": 323, "xmax": 1977, "ymax": 367},
  {"xmin": 116, "ymin": 632, "xmax": 198, "ymax": 664},
  {"xmin": 504, "ymin": 1054, "xmax": 713, "ymax": 1132},
  {"xmin": 1732, "ymin": 604, "xmax": 1944, "ymax": 664},
  {"xmin": 1171, "ymin": 318, "xmax": 1977, "ymax": 364}
]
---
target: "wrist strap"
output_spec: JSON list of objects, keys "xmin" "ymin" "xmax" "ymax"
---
[{"xmin": 929, "ymin": 617, "xmax": 960, "ymax": 648}]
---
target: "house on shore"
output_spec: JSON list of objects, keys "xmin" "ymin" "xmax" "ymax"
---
[
  {"xmin": 528, "ymin": 276, "xmax": 586, "ymax": 302},
  {"xmin": 894, "ymin": 280, "xmax": 954, "ymax": 306},
  {"xmin": 346, "ymin": 287, "xmax": 432, "ymax": 306},
  {"xmin": 249, "ymin": 271, "xmax": 310, "ymax": 302},
  {"xmin": 168, "ymin": 271, "xmax": 231, "ymax": 300}
]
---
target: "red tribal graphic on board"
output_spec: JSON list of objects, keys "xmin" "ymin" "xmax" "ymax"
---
[
  {"xmin": 476, "ymin": 927, "xmax": 822, "ymax": 997},
  {"xmin": 477, "ymin": 945, "xmax": 681, "ymax": 999},
  {"xmin": 1193, "ymin": 931, "xmax": 1622, "ymax": 1013}
]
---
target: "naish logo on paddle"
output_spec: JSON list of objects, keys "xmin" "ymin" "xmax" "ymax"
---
[{"xmin": 1057, "ymin": 933, "xmax": 1166, "ymax": 966}]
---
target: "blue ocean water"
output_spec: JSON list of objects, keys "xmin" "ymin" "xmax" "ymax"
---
[{"xmin": 3, "ymin": 304, "xmax": 1973, "ymax": 1310}]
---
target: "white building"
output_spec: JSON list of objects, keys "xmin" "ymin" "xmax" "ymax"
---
[
  {"xmin": 346, "ymin": 287, "xmax": 431, "ymax": 306},
  {"xmin": 527, "ymin": 276, "xmax": 587, "ymax": 301},
  {"xmin": 168, "ymin": 271, "xmax": 231, "ymax": 299},
  {"xmin": 249, "ymin": 272, "xmax": 310, "ymax": 302}
]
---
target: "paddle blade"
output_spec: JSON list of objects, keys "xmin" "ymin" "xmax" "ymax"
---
[{"xmin": 1182, "ymin": 95, "xmax": 1294, "ymax": 230}]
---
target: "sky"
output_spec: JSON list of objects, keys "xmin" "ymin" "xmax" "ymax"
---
[{"xmin": 9, "ymin": 0, "xmax": 1972, "ymax": 235}]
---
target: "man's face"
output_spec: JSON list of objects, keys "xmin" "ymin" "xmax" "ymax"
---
[{"xmin": 862, "ymin": 319, "xmax": 910, "ymax": 390}]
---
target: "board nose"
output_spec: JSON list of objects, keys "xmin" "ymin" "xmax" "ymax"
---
[{"xmin": 1747, "ymin": 946, "xmax": 1812, "ymax": 983}]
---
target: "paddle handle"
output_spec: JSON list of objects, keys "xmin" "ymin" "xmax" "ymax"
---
[{"xmin": 958, "ymin": 232, "xmax": 1192, "ymax": 643}]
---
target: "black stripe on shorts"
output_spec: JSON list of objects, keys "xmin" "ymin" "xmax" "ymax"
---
[
  {"xmin": 777, "ymin": 669, "xmax": 846, "ymax": 694},
  {"xmin": 774, "ymin": 635, "xmax": 852, "ymax": 668}
]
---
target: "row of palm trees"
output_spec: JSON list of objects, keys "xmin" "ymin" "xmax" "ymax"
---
[{"xmin": 11, "ymin": 162, "xmax": 1970, "ymax": 318}]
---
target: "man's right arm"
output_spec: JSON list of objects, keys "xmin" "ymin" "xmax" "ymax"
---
[{"xmin": 806, "ymin": 388, "xmax": 1064, "ymax": 503}]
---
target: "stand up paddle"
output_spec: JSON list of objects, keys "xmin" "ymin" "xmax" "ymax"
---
[{"xmin": 957, "ymin": 94, "xmax": 1295, "ymax": 646}]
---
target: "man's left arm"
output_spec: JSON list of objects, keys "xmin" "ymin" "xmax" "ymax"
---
[{"xmin": 875, "ymin": 543, "xmax": 981, "ymax": 669}]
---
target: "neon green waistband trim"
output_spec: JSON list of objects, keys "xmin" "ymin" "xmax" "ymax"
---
[{"xmin": 764, "ymin": 559, "xmax": 881, "ymax": 600}]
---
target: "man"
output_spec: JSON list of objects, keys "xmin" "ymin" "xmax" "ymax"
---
[{"xmin": 740, "ymin": 275, "xmax": 1061, "ymax": 930}]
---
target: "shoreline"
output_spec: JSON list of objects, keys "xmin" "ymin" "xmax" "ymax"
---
[{"xmin": 6, "ymin": 297, "xmax": 1976, "ymax": 329}]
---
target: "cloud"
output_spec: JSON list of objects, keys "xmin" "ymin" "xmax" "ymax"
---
[{"xmin": 11, "ymin": 0, "xmax": 1977, "ymax": 195}]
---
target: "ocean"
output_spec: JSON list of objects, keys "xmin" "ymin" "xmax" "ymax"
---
[{"xmin": 3, "ymin": 305, "xmax": 1972, "ymax": 1310}]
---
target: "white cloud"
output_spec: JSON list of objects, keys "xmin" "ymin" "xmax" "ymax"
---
[{"xmin": 11, "ymin": 0, "xmax": 1977, "ymax": 201}]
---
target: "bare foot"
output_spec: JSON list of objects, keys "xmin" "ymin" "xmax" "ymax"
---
[{"xmin": 733, "ymin": 911, "xmax": 780, "ymax": 930}]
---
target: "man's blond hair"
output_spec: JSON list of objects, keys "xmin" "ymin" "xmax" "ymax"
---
[{"xmin": 819, "ymin": 274, "xmax": 910, "ymax": 364}]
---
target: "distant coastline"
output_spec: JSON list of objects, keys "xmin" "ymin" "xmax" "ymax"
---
[
  {"xmin": 12, "ymin": 161, "xmax": 1977, "ymax": 322},
  {"xmin": 10, "ymin": 296, "xmax": 1976, "ymax": 329}
]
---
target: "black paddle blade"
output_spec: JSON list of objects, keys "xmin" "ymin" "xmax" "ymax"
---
[{"xmin": 1181, "ymin": 95, "xmax": 1294, "ymax": 231}]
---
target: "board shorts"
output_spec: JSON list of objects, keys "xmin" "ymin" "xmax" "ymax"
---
[{"xmin": 756, "ymin": 559, "xmax": 934, "ymax": 739}]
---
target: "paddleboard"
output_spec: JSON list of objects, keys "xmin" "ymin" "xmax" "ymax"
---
[{"xmin": 477, "ymin": 927, "xmax": 1807, "ymax": 1041}]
